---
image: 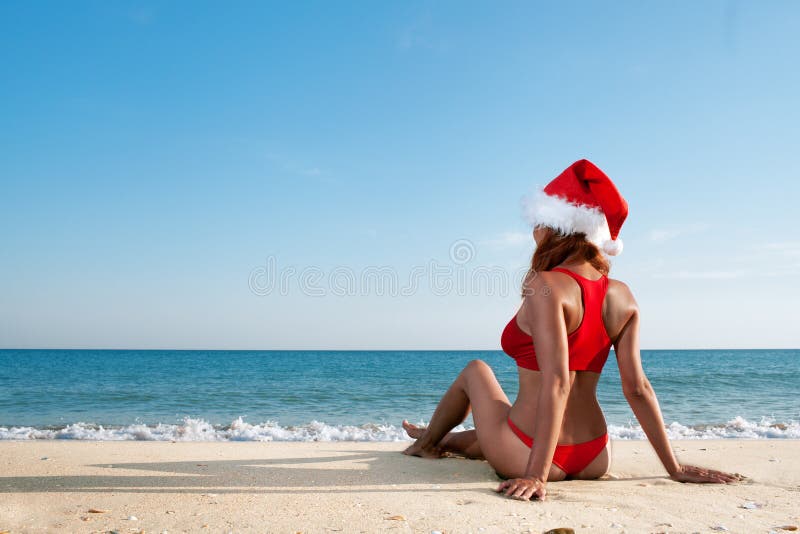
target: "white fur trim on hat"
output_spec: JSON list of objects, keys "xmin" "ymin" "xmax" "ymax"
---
[{"xmin": 522, "ymin": 189, "xmax": 619, "ymax": 255}]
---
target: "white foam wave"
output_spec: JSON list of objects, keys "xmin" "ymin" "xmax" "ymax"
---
[
  {"xmin": 609, "ymin": 416, "xmax": 800, "ymax": 440},
  {"xmin": 0, "ymin": 416, "xmax": 797, "ymax": 441},
  {"xmin": 0, "ymin": 417, "xmax": 416, "ymax": 442}
]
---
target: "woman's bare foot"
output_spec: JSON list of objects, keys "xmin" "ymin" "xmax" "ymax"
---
[
  {"xmin": 402, "ymin": 419, "xmax": 425, "ymax": 439},
  {"xmin": 402, "ymin": 439, "xmax": 445, "ymax": 459},
  {"xmin": 401, "ymin": 420, "xmax": 445, "ymax": 458}
]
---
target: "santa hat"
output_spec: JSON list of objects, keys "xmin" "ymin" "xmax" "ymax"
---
[{"xmin": 522, "ymin": 159, "xmax": 628, "ymax": 256}]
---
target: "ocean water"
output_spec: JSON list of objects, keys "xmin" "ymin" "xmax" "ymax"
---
[{"xmin": 0, "ymin": 349, "xmax": 797, "ymax": 441}]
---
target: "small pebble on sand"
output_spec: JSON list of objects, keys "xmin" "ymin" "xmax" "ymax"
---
[
  {"xmin": 125, "ymin": 515, "xmax": 138, "ymax": 521},
  {"xmin": 711, "ymin": 526, "xmax": 729, "ymax": 531}
]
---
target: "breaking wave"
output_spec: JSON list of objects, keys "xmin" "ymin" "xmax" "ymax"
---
[{"xmin": 1, "ymin": 415, "xmax": 797, "ymax": 441}]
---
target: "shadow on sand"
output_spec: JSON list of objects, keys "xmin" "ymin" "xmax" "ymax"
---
[
  {"xmin": 0, "ymin": 449, "xmax": 524, "ymax": 494},
  {"xmin": 0, "ymin": 447, "xmax": 670, "ymax": 495}
]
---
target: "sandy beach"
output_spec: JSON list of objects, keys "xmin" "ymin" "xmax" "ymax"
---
[{"xmin": 0, "ymin": 440, "xmax": 797, "ymax": 533}]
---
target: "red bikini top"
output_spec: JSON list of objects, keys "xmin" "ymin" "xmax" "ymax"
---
[{"xmin": 501, "ymin": 267, "xmax": 612, "ymax": 373}]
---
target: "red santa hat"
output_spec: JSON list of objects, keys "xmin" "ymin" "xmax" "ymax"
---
[{"xmin": 522, "ymin": 159, "xmax": 629, "ymax": 256}]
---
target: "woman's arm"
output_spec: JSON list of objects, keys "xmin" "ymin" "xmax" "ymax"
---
[
  {"xmin": 498, "ymin": 272, "xmax": 571, "ymax": 500},
  {"xmin": 613, "ymin": 304, "xmax": 680, "ymax": 476},
  {"xmin": 613, "ymin": 283, "xmax": 744, "ymax": 484}
]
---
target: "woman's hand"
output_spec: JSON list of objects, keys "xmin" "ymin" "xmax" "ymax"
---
[
  {"xmin": 669, "ymin": 464, "xmax": 746, "ymax": 484},
  {"xmin": 496, "ymin": 477, "xmax": 547, "ymax": 501}
]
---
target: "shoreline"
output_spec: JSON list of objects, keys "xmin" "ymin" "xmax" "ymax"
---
[
  {"xmin": 1, "ymin": 440, "xmax": 798, "ymax": 533},
  {"xmin": 2, "ymin": 414, "xmax": 797, "ymax": 442}
]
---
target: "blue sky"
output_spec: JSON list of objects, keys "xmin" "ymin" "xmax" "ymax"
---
[{"xmin": 1, "ymin": 1, "xmax": 798, "ymax": 349}]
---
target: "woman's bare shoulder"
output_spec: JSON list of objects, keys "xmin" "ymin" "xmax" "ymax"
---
[
  {"xmin": 605, "ymin": 277, "xmax": 639, "ymax": 323},
  {"xmin": 521, "ymin": 269, "xmax": 578, "ymax": 300},
  {"xmin": 607, "ymin": 277, "xmax": 635, "ymax": 299}
]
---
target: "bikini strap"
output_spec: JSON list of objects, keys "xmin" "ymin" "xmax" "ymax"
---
[
  {"xmin": 551, "ymin": 267, "xmax": 607, "ymax": 284},
  {"xmin": 550, "ymin": 267, "xmax": 609, "ymax": 317}
]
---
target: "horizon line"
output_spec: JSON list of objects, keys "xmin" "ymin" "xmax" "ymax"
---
[{"xmin": 1, "ymin": 347, "xmax": 798, "ymax": 352}]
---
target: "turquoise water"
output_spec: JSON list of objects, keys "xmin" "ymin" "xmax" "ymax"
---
[{"xmin": 0, "ymin": 349, "xmax": 797, "ymax": 440}]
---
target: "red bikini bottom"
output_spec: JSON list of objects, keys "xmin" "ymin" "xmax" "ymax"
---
[{"xmin": 507, "ymin": 416, "xmax": 609, "ymax": 476}]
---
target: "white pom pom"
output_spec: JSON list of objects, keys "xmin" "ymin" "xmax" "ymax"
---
[{"xmin": 603, "ymin": 238, "xmax": 623, "ymax": 256}]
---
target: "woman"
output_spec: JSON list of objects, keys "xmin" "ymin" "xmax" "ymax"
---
[{"xmin": 402, "ymin": 159, "xmax": 744, "ymax": 501}]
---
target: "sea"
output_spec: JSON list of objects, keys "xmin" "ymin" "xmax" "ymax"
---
[{"xmin": 0, "ymin": 349, "xmax": 797, "ymax": 441}]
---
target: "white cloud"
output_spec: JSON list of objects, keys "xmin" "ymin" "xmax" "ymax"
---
[
  {"xmin": 652, "ymin": 269, "xmax": 746, "ymax": 280},
  {"xmin": 396, "ymin": 13, "xmax": 449, "ymax": 53},
  {"xmin": 649, "ymin": 229, "xmax": 681, "ymax": 241},
  {"xmin": 648, "ymin": 223, "xmax": 710, "ymax": 242},
  {"xmin": 265, "ymin": 152, "xmax": 333, "ymax": 182},
  {"xmin": 762, "ymin": 241, "xmax": 800, "ymax": 257},
  {"xmin": 479, "ymin": 231, "xmax": 531, "ymax": 249},
  {"xmin": 296, "ymin": 166, "xmax": 321, "ymax": 177}
]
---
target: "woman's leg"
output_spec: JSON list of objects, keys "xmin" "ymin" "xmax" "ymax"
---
[
  {"xmin": 403, "ymin": 359, "xmax": 571, "ymax": 480},
  {"xmin": 403, "ymin": 359, "xmax": 532, "ymax": 478},
  {"xmin": 402, "ymin": 362, "xmax": 475, "ymax": 458},
  {"xmin": 403, "ymin": 359, "xmax": 505, "ymax": 457},
  {"xmin": 402, "ymin": 422, "xmax": 483, "ymax": 459}
]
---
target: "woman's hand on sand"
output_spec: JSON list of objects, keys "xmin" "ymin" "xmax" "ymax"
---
[
  {"xmin": 669, "ymin": 464, "xmax": 746, "ymax": 484},
  {"xmin": 496, "ymin": 477, "xmax": 547, "ymax": 501}
]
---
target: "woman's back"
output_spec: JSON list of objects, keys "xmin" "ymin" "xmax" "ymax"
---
[
  {"xmin": 507, "ymin": 262, "xmax": 636, "ymax": 444},
  {"xmin": 502, "ymin": 266, "xmax": 613, "ymax": 372}
]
